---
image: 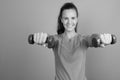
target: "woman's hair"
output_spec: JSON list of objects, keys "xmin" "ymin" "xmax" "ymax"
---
[{"xmin": 57, "ymin": 2, "xmax": 79, "ymax": 35}]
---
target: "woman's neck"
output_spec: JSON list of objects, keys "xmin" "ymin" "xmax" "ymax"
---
[{"xmin": 64, "ymin": 31, "xmax": 77, "ymax": 39}]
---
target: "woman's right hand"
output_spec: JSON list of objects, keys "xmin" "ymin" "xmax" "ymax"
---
[{"xmin": 34, "ymin": 32, "xmax": 48, "ymax": 45}]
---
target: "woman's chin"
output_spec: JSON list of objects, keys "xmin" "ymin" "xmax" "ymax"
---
[{"xmin": 66, "ymin": 29, "xmax": 75, "ymax": 32}]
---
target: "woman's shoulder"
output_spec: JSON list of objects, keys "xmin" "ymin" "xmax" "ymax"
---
[
  {"xmin": 51, "ymin": 34, "xmax": 62, "ymax": 38},
  {"xmin": 76, "ymin": 33, "xmax": 85, "ymax": 38},
  {"xmin": 77, "ymin": 33, "xmax": 90, "ymax": 40},
  {"xmin": 50, "ymin": 34, "xmax": 63, "ymax": 41}
]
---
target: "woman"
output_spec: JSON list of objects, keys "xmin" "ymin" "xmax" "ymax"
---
[{"xmin": 32, "ymin": 2, "xmax": 116, "ymax": 80}]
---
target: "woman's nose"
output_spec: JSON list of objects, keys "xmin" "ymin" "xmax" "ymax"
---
[{"xmin": 67, "ymin": 19, "xmax": 72, "ymax": 24}]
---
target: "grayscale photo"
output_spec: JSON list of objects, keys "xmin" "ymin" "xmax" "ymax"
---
[{"xmin": 0, "ymin": 0, "xmax": 120, "ymax": 80}]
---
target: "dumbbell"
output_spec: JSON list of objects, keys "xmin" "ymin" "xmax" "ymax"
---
[
  {"xmin": 92, "ymin": 34, "xmax": 117, "ymax": 47},
  {"xmin": 28, "ymin": 34, "xmax": 55, "ymax": 48}
]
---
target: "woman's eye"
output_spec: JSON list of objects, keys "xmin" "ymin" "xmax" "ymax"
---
[
  {"xmin": 72, "ymin": 17, "xmax": 75, "ymax": 19},
  {"xmin": 64, "ymin": 17, "xmax": 68, "ymax": 20}
]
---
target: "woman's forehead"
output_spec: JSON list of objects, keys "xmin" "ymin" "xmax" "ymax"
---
[{"xmin": 62, "ymin": 9, "xmax": 77, "ymax": 17}]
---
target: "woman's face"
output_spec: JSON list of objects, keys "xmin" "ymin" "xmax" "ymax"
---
[{"xmin": 61, "ymin": 9, "xmax": 78, "ymax": 32}]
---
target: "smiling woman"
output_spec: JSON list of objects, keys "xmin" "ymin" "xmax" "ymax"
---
[
  {"xmin": 61, "ymin": 9, "xmax": 78, "ymax": 35},
  {"xmin": 57, "ymin": 2, "xmax": 78, "ymax": 35},
  {"xmin": 28, "ymin": 2, "xmax": 117, "ymax": 80}
]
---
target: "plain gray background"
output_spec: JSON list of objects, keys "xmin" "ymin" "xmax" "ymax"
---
[{"xmin": 0, "ymin": 0, "xmax": 120, "ymax": 80}]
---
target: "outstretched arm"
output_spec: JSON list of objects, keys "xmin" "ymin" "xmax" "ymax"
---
[{"xmin": 86, "ymin": 33, "xmax": 117, "ymax": 48}]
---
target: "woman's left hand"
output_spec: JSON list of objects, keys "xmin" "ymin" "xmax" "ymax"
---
[{"xmin": 100, "ymin": 33, "xmax": 112, "ymax": 45}]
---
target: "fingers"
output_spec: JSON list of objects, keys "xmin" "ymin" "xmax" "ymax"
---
[
  {"xmin": 40, "ymin": 32, "xmax": 43, "ymax": 44},
  {"xmin": 100, "ymin": 33, "xmax": 112, "ymax": 45},
  {"xmin": 43, "ymin": 33, "xmax": 48, "ymax": 43},
  {"xmin": 34, "ymin": 32, "xmax": 40, "ymax": 44},
  {"xmin": 34, "ymin": 32, "xmax": 48, "ymax": 45}
]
